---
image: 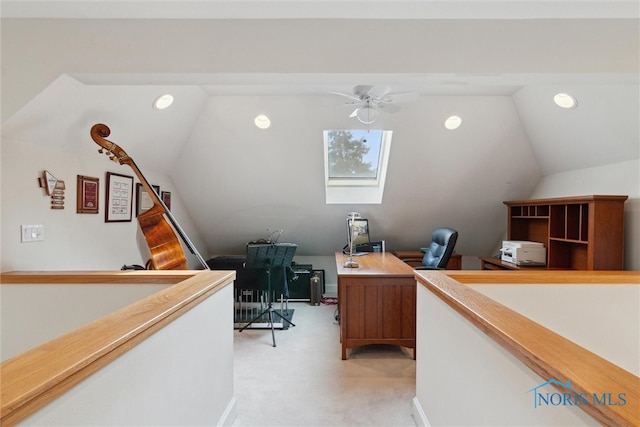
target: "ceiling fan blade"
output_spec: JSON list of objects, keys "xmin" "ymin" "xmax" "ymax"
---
[
  {"xmin": 349, "ymin": 108, "xmax": 359, "ymax": 118},
  {"xmin": 388, "ymin": 92, "xmax": 419, "ymax": 103},
  {"xmin": 353, "ymin": 85, "xmax": 374, "ymax": 96},
  {"xmin": 329, "ymin": 91, "xmax": 361, "ymax": 101},
  {"xmin": 367, "ymin": 85, "xmax": 392, "ymax": 99},
  {"xmin": 341, "ymin": 100, "xmax": 365, "ymax": 108}
]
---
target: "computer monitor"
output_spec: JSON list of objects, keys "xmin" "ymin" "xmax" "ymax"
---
[{"xmin": 346, "ymin": 218, "xmax": 370, "ymax": 247}]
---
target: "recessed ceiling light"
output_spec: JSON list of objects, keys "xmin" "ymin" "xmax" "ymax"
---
[
  {"xmin": 254, "ymin": 114, "xmax": 271, "ymax": 129},
  {"xmin": 153, "ymin": 94, "xmax": 174, "ymax": 110},
  {"xmin": 444, "ymin": 115, "xmax": 462, "ymax": 130},
  {"xmin": 553, "ymin": 93, "xmax": 577, "ymax": 109}
]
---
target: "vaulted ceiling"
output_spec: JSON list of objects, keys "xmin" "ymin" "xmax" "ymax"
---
[{"xmin": 2, "ymin": 1, "xmax": 638, "ymax": 257}]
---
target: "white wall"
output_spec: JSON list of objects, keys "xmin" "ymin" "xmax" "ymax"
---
[
  {"xmin": 1, "ymin": 282, "xmax": 167, "ymax": 360},
  {"xmin": 1, "ymin": 133, "xmax": 481, "ymax": 280},
  {"xmin": 529, "ymin": 159, "xmax": 640, "ymax": 270},
  {"xmin": 2, "ymin": 140, "xmax": 637, "ymax": 273},
  {"xmin": 171, "ymin": 93, "xmax": 540, "ymax": 258},
  {"xmin": 0, "ymin": 138, "xmax": 208, "ymax": 271},
  {"xmin": 413, "ymin": 284, "xmax": 599, "ymax": 426},
  {"xmin": 18, "ymin": 283, "xmax": 236, "ymax": 426},
  {"xmin": 471, "ymin": 284, "xmax": 639, "ymax": 376}
]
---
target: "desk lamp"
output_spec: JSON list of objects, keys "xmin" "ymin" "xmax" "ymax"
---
[{"xmin": 344, "ymin": 211, "xmax": 361, "ymax": 268}]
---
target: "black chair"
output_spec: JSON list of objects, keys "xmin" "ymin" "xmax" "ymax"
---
[{"xmin": 402, "ymin": 227, "xmax": 458, "ymax": 270}]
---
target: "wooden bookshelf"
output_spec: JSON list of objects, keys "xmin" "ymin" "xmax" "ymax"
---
[{"xmin": 504, "ymin": 195, "xmax": 628, "ymax": 270}]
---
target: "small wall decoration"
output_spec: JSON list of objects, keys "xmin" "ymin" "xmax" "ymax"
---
[
  {"xmin": 136, "ymin": 183, "xmax": 160, "ymax": 216},
  {"xmin": 105, "ymin": 172, "xmax": 133, "ymax": 222},
  {"xmin": 38, "ymin": 170, "xmax": 66, "ymax": 209},
  {"xmin": 76, "ymin": 175, "xmax": 99, "ymax": 214},
  {"xmin": 161, "ymin": 191, "xmax": 172, "ymax": 210},
  {"xmin": 50, "ymin": 181, "xmax": 66, "ymax": 209}
]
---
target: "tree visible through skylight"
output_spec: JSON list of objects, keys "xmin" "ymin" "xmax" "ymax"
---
[
  {"xmin": 323, "ymin": 129, "xmax": 392, "ymax": 203},
  {"xmin": 327, "ymin": 130, "xmax": 382, "ymax": 179}
]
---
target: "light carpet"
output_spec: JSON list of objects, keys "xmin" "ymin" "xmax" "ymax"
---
[{"xmin": 232, "ymin": 302, "xmax": 417, "ymax": 426}]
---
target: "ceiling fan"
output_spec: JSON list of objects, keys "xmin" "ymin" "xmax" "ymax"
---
[{"xmin": 330, "ymin": 85, "xmax": 419, "ymax": 124}]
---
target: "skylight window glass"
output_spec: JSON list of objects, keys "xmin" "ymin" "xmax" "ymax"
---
[
  {"xmin": 323, "ymin": 130, "xmax": 393, "ymax": 204},
  {"xmin": 327, "ymin": 130, "xmax": 382, "ymax": 180}
]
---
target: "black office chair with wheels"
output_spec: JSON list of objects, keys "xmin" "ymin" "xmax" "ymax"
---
[{"xmin": 402, "ymin": 227, "xmax": 458, "ymax": 270}]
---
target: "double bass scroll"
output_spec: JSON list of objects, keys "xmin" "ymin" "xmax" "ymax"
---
[{"xmin": 91, "ymin": 123, "xmax": 209, "ymax": 270}]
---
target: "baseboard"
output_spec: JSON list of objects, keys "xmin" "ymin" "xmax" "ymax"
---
[
  {"xmin": 219, "ymin": 396, "xmax": 237, "ymax": 426},
  {"xmin": 324, "ymin": 283, "xmax": 337, "ymax": 297},
  {"xmin": 412, "ymin": 396, "xmax": 430, "ymax": 427}
]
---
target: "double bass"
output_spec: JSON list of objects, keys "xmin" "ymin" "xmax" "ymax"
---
[{"xmin": 91, "ymin": 123, "xmax": 208, "ymax": 270}]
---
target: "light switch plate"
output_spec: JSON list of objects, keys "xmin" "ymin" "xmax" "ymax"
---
[{"xmin": 21, "ymin": 225, "xmax": 44, "ymax": 242}]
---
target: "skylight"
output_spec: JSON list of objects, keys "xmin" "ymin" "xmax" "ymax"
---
[{"xmin": 323, "ymin": 130, "xmax": 393, "ymax": 204}]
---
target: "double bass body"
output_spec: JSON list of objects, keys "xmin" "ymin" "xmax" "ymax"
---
[{"xmin": 137, "ymin": 203, "xmax": 188, "ymax": 270}]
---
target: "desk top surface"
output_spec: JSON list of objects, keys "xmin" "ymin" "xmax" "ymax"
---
[
  {"xmin": 335, "ymin": 252, "xmax": 415, "ymax": 277},
  {"xmin": 478, "ymin": 256, "xmax": 547, "ymax": 270}
]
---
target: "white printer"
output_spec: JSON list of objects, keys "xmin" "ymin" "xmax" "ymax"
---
[{"xmin": 500, "ymin": 241, "xmax": 547, "ymax": 266}]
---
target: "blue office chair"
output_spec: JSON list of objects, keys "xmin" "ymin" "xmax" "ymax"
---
[{"xmin": 402, "ymin": 227, "xmax": 458, "ymax": 270}]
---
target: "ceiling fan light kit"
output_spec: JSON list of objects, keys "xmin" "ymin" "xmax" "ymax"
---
[{"xmin": 356, "ymin": 105, "xmax": 379, "ymax": 124}]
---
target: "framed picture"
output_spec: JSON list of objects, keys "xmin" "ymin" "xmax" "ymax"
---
[
  {"xmin": 136, "ymin": 183, "xmax": 160, "ymax": 216},
  {"xmin": 161, "ymin": 191, "xmax": 172, "ymax": 210},
  {"xmin": 76, "ymin": 175, "xmax": 99, "ymax": 214},
  {"xmin": 42, "ymin": 170, "xmax": 58, "ymax": 195},
  {"xmin": 312, "ymin": 269, "xmax": 326, "ymax": 294},
  {"xmin": 105, "ymin": 172, "xmax": 133, "ymax": 222}
]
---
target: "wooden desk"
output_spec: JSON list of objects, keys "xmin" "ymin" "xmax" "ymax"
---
[
  {"xmin": 392, "ymin": 250, "xmax": 462, "ymax": 269},
  {"xmin": 479, "ymin": 256, "xmax": 547, "ymax": 270},
  {"xmin": 335, "ymin": 252, "xmax": 416, "ymax": 360}
]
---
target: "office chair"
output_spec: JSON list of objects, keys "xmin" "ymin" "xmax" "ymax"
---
[{"xmin": 402, "ymin": 227, "xmax": 458, "ymax": 269}]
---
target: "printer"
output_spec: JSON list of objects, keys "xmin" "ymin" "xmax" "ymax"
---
[{"xmin": 500, "ymin": 241, "xmax": 547, "ymax": 266}]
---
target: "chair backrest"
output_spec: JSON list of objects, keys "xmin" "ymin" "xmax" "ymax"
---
[{"xmin": 422, "ymin": 227, "xmax": 458, "ymax": 268}]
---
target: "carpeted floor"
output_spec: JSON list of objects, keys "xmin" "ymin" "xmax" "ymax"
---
[{"xmin": 232, "ymin": 301, "xmax": 417, "ymax": 426}]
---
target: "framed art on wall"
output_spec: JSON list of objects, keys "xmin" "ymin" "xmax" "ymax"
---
[
  {"xmin": 136, "ymin": 183, "xmax": 160, "ymax": 216},
  {"xmin": 105, "ymin": 172, "xmax": 133, "ymax": 222},
  {"xmin": 161, "ymin": 191, "xmax": 172, "ymax": 210},
  {"xmin": 77, "ymin": 175, "xmax": 99, "ymax": 214}
]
